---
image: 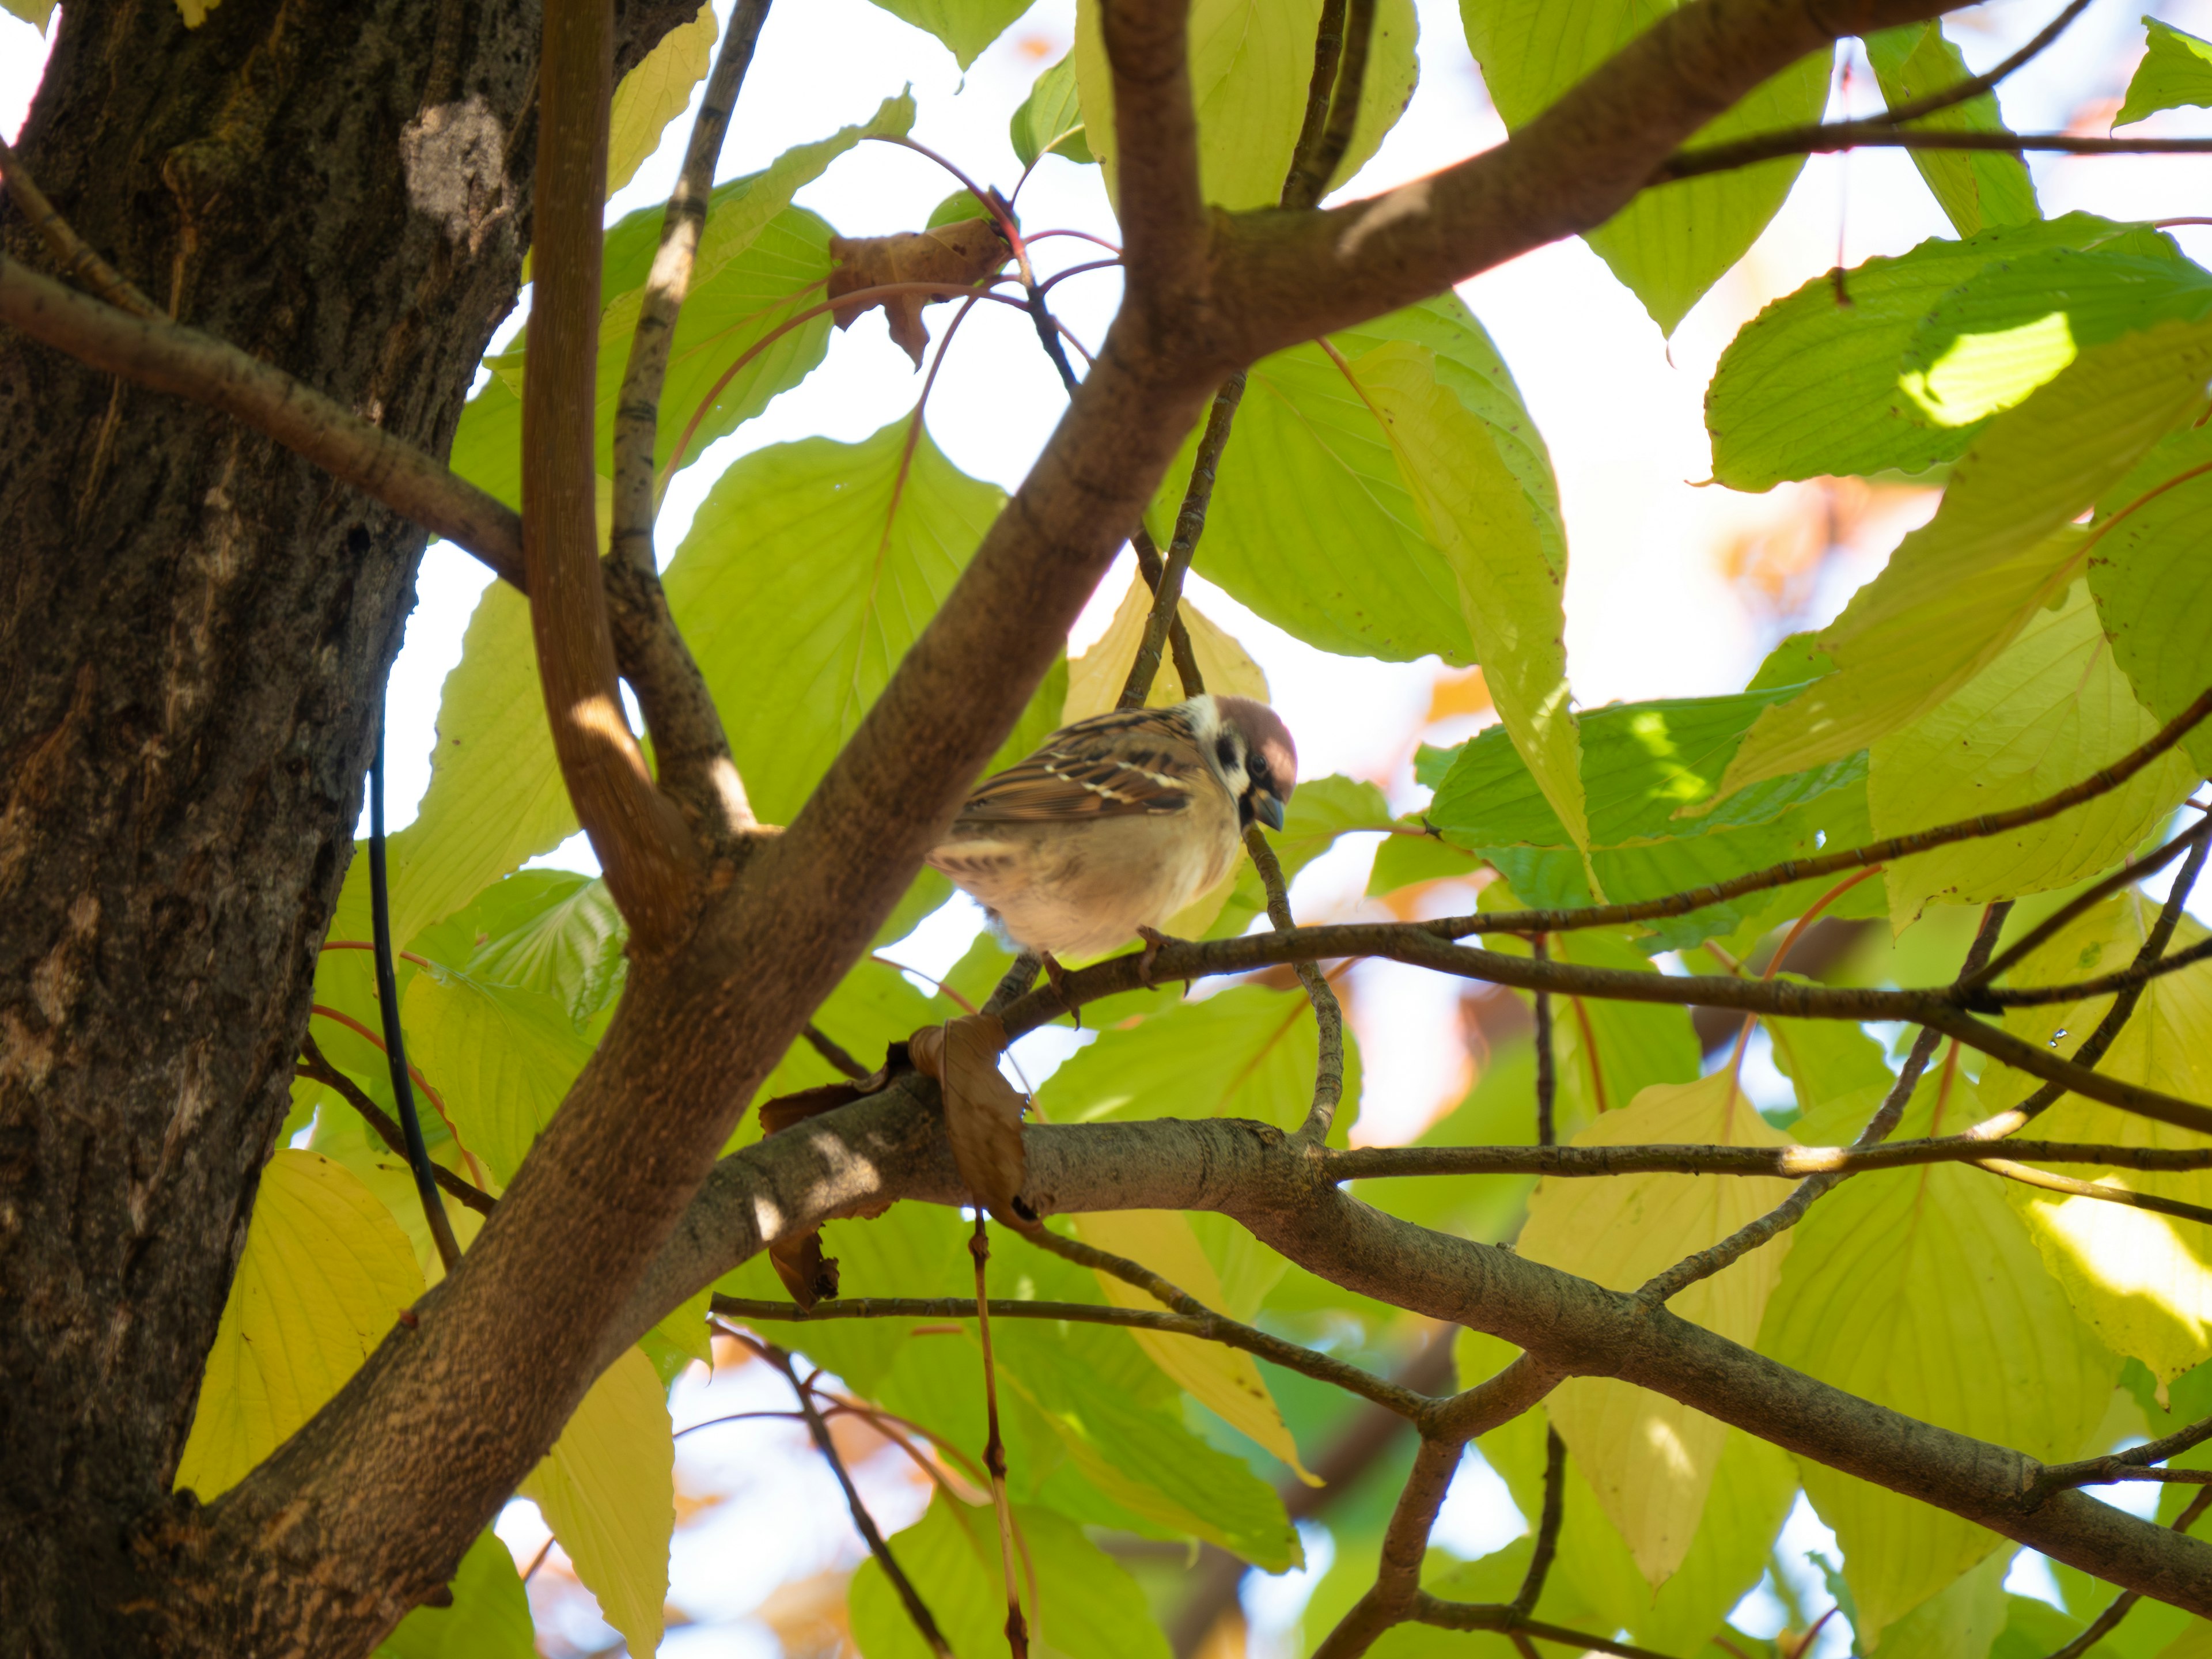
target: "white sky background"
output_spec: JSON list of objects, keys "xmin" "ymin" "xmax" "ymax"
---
[{"xmin": 7, "ymin": 3, "xmax": 2212, "ymax": 1653}]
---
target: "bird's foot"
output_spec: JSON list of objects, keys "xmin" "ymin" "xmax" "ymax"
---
[
  {"xmin": 1040, "ymin": 953, "xmax": 1079, "ymax": 1028},
  {"xmin": 1135, "ymin": 926, "xmax": 1180, "ymax": 992}
]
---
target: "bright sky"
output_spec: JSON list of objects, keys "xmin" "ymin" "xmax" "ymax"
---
[{"xmin": 7, "ymin": 2, "xmax": 2211, "ymax": 1652}]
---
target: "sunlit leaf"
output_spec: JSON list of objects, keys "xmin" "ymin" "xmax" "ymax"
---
[
  {"xmin": 2090, "ymin": 424, "xmax": 2212, "ymax": 775},
  {"xmin": 1517, "ymin": 1071, "xmax": 1797, "ymax": 1584},
  {"xmin": 1073, "ymin": 1210, "xmax": 1316, "ymax": 1482},
  {"xmin": 402, "ymin": 966, "xmax": 594, "ymax": 1188},
  {"xmin": 520, "ymin": 1347, "xmax": 674, "ymax": 1659},
  {"xmin": 1871, "ymin": 583, "xmax": 2201, "ymax": 928},
  {"xmin": 664, "ymin": 417, "xmax": 1006, "ymax": 825},
  {"xmin": 1463, "ymin": 0, "xmax": 1826, "ymax": 332},
  {"xmin": 373, "ymin": 1530, "xmax": 535, "ymax": 1659},
  {"xmin": 1706, "ymin": 214, "xmax": 2179, "ymax": 490},
  {"xmin": 1060, "ymin": 571, "xmax": 1270, "ymax": 725},
  {"xmin": 2118, "ymin": 18, "xmax": 2212, "ymax": 128},
  {"xmin": 175, "ymin": 1152, "xmax": 423, "ymax": 1499},
  {"xmin": 1716, "ymin": 317, "xmax": 2212, "ymax": 801},
  {"xmin": 1010, "ymin": 52, "xmax": 1094, "ymax": 166},
  {"xmin": 1863, "ymin": 20, "xmax": 2039, "ymax": 238},
  {"xmin": 1758, "ymin": 1074, "xmax": 2118, "ymax": 1642},
  {"xmin": 606, "ymin": 2, "xmax": 715, "ymax": 196},
  {"xmin": 1998, "ymin": 892, "xmax": 2212, "ymax": 1382},
  {"xmin": 863, "ymin": 0, "xmax": 1028, "ymax": 68}
]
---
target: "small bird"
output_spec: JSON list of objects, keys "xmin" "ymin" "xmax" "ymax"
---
[{"xmin": 927, "ymin": 694, "xmax": 1299, "ymax": 969}]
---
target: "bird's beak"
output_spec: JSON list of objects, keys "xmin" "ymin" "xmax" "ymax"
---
[{"xmin": 1253, "ymin": 791, "xmax": 1286, "ymax": 832}]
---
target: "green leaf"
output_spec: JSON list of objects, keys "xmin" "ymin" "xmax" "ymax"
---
[
  {"xmin": 1716, "ymin": 316, "xmax": 2212, "ymax": 802},
  {"xmin": 1145, "ymin": 295, "xmax": 1558, "ymax": 668},
  {"xmin": 1758, "ymin": 1074, "xmax": 2118, "ymax": 1642},
  {"xmin": 1766, "ymin": 999, "xmax": 1893, "ymax": 1117},
  {"xmin": 606, "ymin": 2, "xmax": 715, "ymax": 196},
  {"xmin": 1038, "ymin": 983, "xmax": 1361, "ymax": 1133},
  {"xmin": 1359, "ymin": 340, "xmax": 1587, "ymax": 849},
  {"xmin": 1208, "ymin": 774, "xmax": 1395, "ymax": 940},
  {"xmin": 1075, "ymin": 0, "xmax": 1418, "ymax": 210},
  {"xmin": 373, "ymin": 1531, "xmax": 536, "ymax": 1659},
  {"xmin": 1517, "ymin": 1071, "xmax": 1798, "ymax": 1584},
  {"xmin": 2090, "ymin": 425, "xmax": 2212, "ymax": 774},
  {"xmin": 519, "ymin": 1347, "xmax": 673, "ymax": 1659},
  {"xmin": 1898, "ymin": 248, "xmax": 2212, "ymax": 430},
  {"xmin": 1705, "ymin": 213, "xmax": 2177, "ymax": 490},
  {"xmin": 863, "ymin": 0, "xmax": 1028, "ymax": 68},
  {"xmin": 1870, "ymin": 582, "xmax": 2201, "ymax": 927},
  {"xmin": 1366, "ymin": 827, "xmax": 1487, "ymax": 897},
  {"xmin": 402, "ymin": 967, "xmax": 595, "ymax": 1188},
  {"xmin": 1010, "ymin": 53, "xmax": 1095, "ymax": 166},
  {"xmin": 849, "ymin": 1494, "xmax": 1171, "ymax": 1659},
  {"xmin": 1462, "ymin": 0, "xmax": 1827, "ymax": 332},
  {"xmin": 463, "ymin": 872, "xmax": 628, "ymax": 1027},
  {"xmin": 1997, "ymin": 893, "xmax": 2212, "ymax": 1383},
  {"xmin": 663, "ymin": 416, "xmax": 1007, "ymax": 825},
  {"xmin": 176, "ymin": 1151, "xmax": 424, "ymax": 1498},
  {"xmin": 2, "ymin": 0, "xmax": 55, "ymax": 28},
  {"xmin": 2118, "ymin": 19, "xmax": 2212, "ymax": 128},
  {"xmin": 1863, "ymin": 21, "xmax": 2039, "ymax": 237},
  {"xmin": 1875, "ymin": 1551, "xmax": 2011, "ymax": 1659}
]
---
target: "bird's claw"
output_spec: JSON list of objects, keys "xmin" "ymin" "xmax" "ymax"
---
[
  {"xmin": 1135, "ymin": 926, "xmax": 1177, "ymax": 992},
  {"xmin": 1040, "ymin": 953, "xmax": 1079, "ymax": 1028}
]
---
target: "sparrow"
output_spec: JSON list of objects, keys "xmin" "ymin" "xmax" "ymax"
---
[{"xmin": 927, "ymin": 694, "xmax": 1299, "ymax": 969}]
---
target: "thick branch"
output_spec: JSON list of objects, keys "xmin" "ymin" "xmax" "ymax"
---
[
  {"xmin": 1102, "ymin": 0, "xmax": 1208, "ymax": 301},
  {"xmin": 525, "ymin": 0, "xmax": 699, "ymax": 946}
]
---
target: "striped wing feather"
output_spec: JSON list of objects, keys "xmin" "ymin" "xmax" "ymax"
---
[{"xmin": 955, "ymin": 707, "xmax": 1209, "ymax": 823}]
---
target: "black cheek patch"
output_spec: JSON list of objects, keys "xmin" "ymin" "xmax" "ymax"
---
[{"xmin": 1216, "ymin": 734, "xmax": 1238, "ymax": 770}]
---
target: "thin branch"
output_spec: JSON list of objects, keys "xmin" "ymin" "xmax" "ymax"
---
[
  {"xmin": 1510, "ymin": 1428, "xmax": 1567, "ymax": 1614},
  {"xmin": 2043, "ymin": 1417, "xmax": 2212, "ymax": 1495},
  {"xmin": 1968, "ymin": 816, "xmax": 2212, "ymax": 991},
  {"xmin": 1969, "ymin": 935, "xmax": 2212, "ymax": 1010},
  {"xmin": 1013, "ymin": 1228, "xmax": 1427, "ymax": 1416},
  {"xmin": 524, "ymin": 0, "xmax": 699, "ymax": 944},
  {"xmin": 1410, "ymin": 1599, "xmax": 1680, "ymax": 1659},
  {"xmin": 0, "ymin": 133, "xmax": 157, "ymax": 315},
  {"xmin": 296, "ymin": 1041, "xmax": 498, "ymax": 1216},
  {"xmin": 2044, "ymin": 1488, "xmax": 2212, "ymax": 1659},
  {"xmin": 1660, "ymin": 126, "xmax": 2212, "ymax": 184},
  {"xmin": 1128, "ymin": 529, "xmax": 1207, "ymax": 696},
  {"xmin": 766, "ymin": 1342, "xmax": 952, "ymax": 1657},
  {"xmin": 1968, "ymin": 830, "xmax": 2212, "ymax": 1138},
  {"xmin": 1281, "ymin": 0, "xmax": 1350, "ymax": 214},
  {"xmin": 1971, "ymin": 1159, "xmax": 2212, "ymax": 1227},
  {"xmin": 1119, "ymin": 372, "xmax": 1245, "ymax": 708},
  {"xmin": 1532, "ymin": 936, "xmax": 1556, "ymax": 1148},
  {"xmin": 1307, "ymin": 0, "xmax": 1378, "ymax": 202},
  {"xmin": 1635, "ymin": 903, "xmax": 2006, "ymax": 1308},
  {"xmin": 802, "ymin": 1024, "xmax": 871, "ymax": 1082},
  {"xmin": 1242, "ymin": 825, "xmax": 1349, "ymax": 1142},
  {"xmin": 969, "ymin": 1217, "xmax": 1029, "ymax": 1659},
  {"xmin": 603, "ymin": 0, "xmax": 771, "ymax": 850},
  {"xmin": 0, "ymin": 258, "xmax": 528, "ymax": 584},
  {"xmin": 1870, "ymin": 0, "xmax": 2093, "ymax": 127},
  {"xmin": 1330, "ymin": 1134, "xmax": 2212, "ymax": 1180},
  {"xmin": 1313, "ymin": 1435, "xmax": 1465, "ymax": 1659}
]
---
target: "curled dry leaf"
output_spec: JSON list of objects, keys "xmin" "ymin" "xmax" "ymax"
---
[
  {"xmin": 756, "ymin": 1051, "xmax": 910, "ymax": 1308},
  {"xmin": 908, "ymin": 1014, "xmax": 1032, "ymax": 1223},
  {"xmin": 827, "ymin": 217, "xmax": 1011, "ymax": 368}
]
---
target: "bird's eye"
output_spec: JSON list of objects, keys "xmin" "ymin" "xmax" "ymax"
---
[{"xmin": 1251, "ymin": 756, "xmax": 1270, "ymax": 781}]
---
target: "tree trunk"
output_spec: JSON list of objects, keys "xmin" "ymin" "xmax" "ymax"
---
[{"xmin": 0, "ymin": 0, "xmax": 684, "ymax": 1646}]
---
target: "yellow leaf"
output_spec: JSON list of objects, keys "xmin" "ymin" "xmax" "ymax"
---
[
  {"xmin": 175, "ymin": 1151, "xmax": 424, "ymax": 1499},
  {"xmin": 521, "ymin": 1348, "xmax": 674, "ymax": 1659},
  {"xmin": 1516, "ymin": 1071, "xmax": 1797, "ymax": 1586},
  {"xmin": 607, "ymin": 3, "xmax": 717, "ymax": 196},
  {"xmin": 1999, "ymin": 892, "xmax": 2212, "ymax": 1381},
  {"xmin": 1073, "ymin": 1211, "xmax": 1318, "ymax": 1484},
  {"xmin": 1061, "ymin": 571, "xmax": 1270, "ymax": 725}
]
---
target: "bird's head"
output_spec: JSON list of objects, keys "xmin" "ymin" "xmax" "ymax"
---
[{"xmin": 1205, "ymin": 695, "xmax": 1298, "ymax": 833}]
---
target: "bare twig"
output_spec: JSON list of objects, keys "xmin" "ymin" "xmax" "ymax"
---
[
  {"xmin": 2044, "ymin": 1488, "xmax": 2212, "ymax": 1658},
  {"xmin": 1970, "ymin": 1159, "xmax": 2212, "ymax": 1227},
  {"xmin": 0, "ymin": 134, "xmax": 157, "ymax": 315},
  {"xmin": 296, "ymin": 1040, "xmax": 498, "ymax": 1217},
  {"xmin": 1870, "ymin": 0, "xmax": 2092, "ymax": 127},
  {"xmin": 1969, "ymin": 935, "xmax": 2212, "ymax": 1009},
  {"xmin": 767, "ymin": 1343, "xmax": 952, "ymax": 1657},
  {"xmin": 1532, "ymin": 936, "xmax": 1556, "ymax": 1149},
  {"xmin": 1661, "ymin": 126, "xmax": 2212, "ymax": 184},
  {"xmin": 969, "ymin": 1217, "xmax": 1028, "ymax": 1658},
  {"xmin": 802, "ymin": 1024, "xmax": 871, "ymax": 1082},
  {"xmin": 1967, "ymin": 816, "xmax": 2212, "ymax": 991},
  {"xmin": 1410, "ymin": 1599, "xmax": 1680, "ymax": 1659},
  {"xmin": 1314, "ymin": 1435, "xmax": 1466, "ymax": 1659},
  {"xmin": 2043, "ymin": 1417, "xmax": 2212, "ymax": 1495},
  {"xmin": 1237, "ymin": 827, "xmax": 1350, "ymax": 1142},
  {"xmin": 1118, "ymin": 372, "xmax": 1245, "ymax": 709},
  {"xmin": 1330, "ymin": 1137, "xmax": 2212, "ymax": 1179},
  {"xmin": 524, "ymin": 0, "xmax": 699, "ymax": 944},
  {"xmin": 1128, "ymin": 529, "xmax": 1206, "ymax": 696},
  {"xmin": 1510, "ymin": 1428, "xmax": 1566, "ymax": 1614},
  {"xmin": 603, "ymin": 0, "xmax": 772, "ymax": 850}
]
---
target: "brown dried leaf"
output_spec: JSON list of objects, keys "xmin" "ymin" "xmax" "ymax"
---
[
  {"xmin": 827, "ymin": 217, "xmax": 1010, "ymax": 367},
  {"xmin": 908, "ymin": 1014, "xmax": 1032, "ymax": 1222},
  {"xmin": 768, "ymin": 1230, "xmax": 840, "ymax": 1309}
]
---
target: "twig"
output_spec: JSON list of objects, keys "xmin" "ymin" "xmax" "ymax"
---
[
  {"xmin": 1240, "ymin": 826, "xmax": 1349, "ymax": 1142},
  {"xmin": 1532, "ymin": 936, "xmax": 1556, "ymax": 1149},
  {"xmin": 2044, "ymin": 1488, "xmax": 2212, "ymax": 1658},
  {"xmin": 1510, "ymin": 1428, "xmax": 1566, "ymax": 1613},
  {"xmin": 0, "ymin": 134, "xmax": 157, "ymax": 315},
  {"xmin": 369, "ymin": 716, "xmax": 463, "ymax": 1274},
  {"xmin": 1967, "ymin": 816, "xmax": 2212, "ymax": 991},
  {"xmin": 1968, "ymin": 935, "xmax": 2212, "ymax": 1009},
  {"xmin": 1660, "ymin": 127, "xmax": 2212, "ymax": 184},
  {"xmin": 1325, "ymin": 1135, "xmax": 2212, "ymax": 1180},
  {"xmin": 802, "ymin": 1024, "xmax": 871, "ymax": 1082},
  {"xmin": 1968, "ymin": 830, "xmax": 2212, "ymax": 1138},
  {"xmin": 1313, "ymin": 1436, "xmax": 1465, "ymax": 1659},
  {"xmin": 1635, "ymin": 902, "xmax": 2006, "ymax": 1308},
  {"xmin": 969, "ymin": 1217, "xmax": 1028, "ymax": 1658},
  {"xmin": 296, "ymin": 1040, "xmax": 498, "ymax": 1217},
  {"xmin": 1128, "ymin": 529, "xmax": 1206, "ymax": 696},
  {"xmin": 2042, "ymin": 1416, "xmax": 2212, "ymax": 1494},
  {"xmin": 1010, "ymin": 1229, "xmax": 1427, "ymax": 1416},
  {"xmin": 1307, "ymin": 0, "xmax": 1377, "ymax": 201},
  {"xmin": 603, "ymin": 0, "xmax": 771, "ymax": 850},
  {"xmin": 522, "ymin": 0, "xmax": 699, "ymax": 944},
  {"xmin": 1970, "ymin": 1158, "xmax": 2212, "ymax": 1227},
  {"xmin": 1872, "ymin": 0, "xmax": 2092, "ymax": 127},
  {"xmin": 766, "ymin": 1343, "xmax": 952, "ymax": 1657},
  {"xmin": 1409, "ymin": 1599, "xmax": 1679, "ymax": 1659},
  {"xmin": 1118, "ymin": 372, "xmax": 1245, "ymax": 709}
]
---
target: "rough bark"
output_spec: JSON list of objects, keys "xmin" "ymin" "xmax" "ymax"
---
[{"xmin": 0, "ymin": 0, "xmax": 691, "ymax": 1647}]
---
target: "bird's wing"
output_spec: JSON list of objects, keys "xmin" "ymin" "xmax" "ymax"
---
[{"xmin": 953, "ymin": 707, "xmax": 1214, "ymax": 823}]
